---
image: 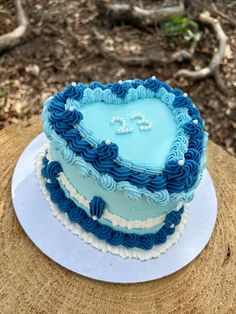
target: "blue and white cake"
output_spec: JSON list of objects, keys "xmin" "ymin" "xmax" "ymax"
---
[{"xmin": 37, "ymin": 77, "xmax": 208, "ymax": 260}]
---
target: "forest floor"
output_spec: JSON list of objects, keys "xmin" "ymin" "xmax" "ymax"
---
[{"xmin": 0, "ymin": 0, "xmax": 236, "ymax": 156}]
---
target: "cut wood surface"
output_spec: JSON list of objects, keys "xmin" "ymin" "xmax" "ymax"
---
[{"xmin": 0, "ymin": 116, "xmax": 236, "ymax": 313}]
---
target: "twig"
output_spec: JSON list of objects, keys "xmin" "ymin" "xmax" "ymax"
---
[
  {"xmin": 96, "ymin": 0, "xmax": 185, "ymax": 29},
  {"xmin": 0, "ymin": 0, "xmax": 29, "ymax": 53},
  {"xmin": 93, "ymin": 29, "xmax": 197, "ymax": 66},
  {"xmin": 226, "ymin": 1, "xmax": 236, "ymax": 9},
  {"xmin": 66, "ymin": 20, "xmax": 80, "ymax": 42},
  {"xmin": 210, "ymin": 4, "xmax": 236, "ymax": 27},
  {"xmin": 175, "ymin": 11, "xmax": 228, "ymax": 94}
]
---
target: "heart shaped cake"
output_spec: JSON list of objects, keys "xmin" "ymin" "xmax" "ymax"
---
[{"xmin": 37, "ymin": 77, "xmax": 208, "ymax": 260}]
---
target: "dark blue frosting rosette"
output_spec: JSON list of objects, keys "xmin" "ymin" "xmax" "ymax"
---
[
  {"xmin": 143, "ymin": 78, "xmax": 161, "ymax": 92},
  {"xmin": 110, "ymin": 82, "xmax": 131, "ymax": 98},
  {"xmin": 63, "ymin": 83, "xmax": 86, "ymax": 100},
  {"xmin": 89, "ymin": 196, "xmax": 106, "ymax": 219},
  {"xmin": 96, "ymin": 141, "xmax": 119, "ymax": 160}
]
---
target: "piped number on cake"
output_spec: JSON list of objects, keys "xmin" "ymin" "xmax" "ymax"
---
[
  {"xmin": 110, "ymin": 116, "xmax": 133, "ymax": 135},
  {"xmin": 130, "ymin": 113, "xmax": 153, "ymax": 131},
  {"xmin": 110, "ymin": 113, "xmax": 153, "ymax": 135}
]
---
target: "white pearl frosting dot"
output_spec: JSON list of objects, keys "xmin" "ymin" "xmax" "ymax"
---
[
  {"xmin": 71, "ymin": 82, "xmax": 76, "ymax": 86},
  {"xmin": 193, "ymin": 119, "xmax": 198, "ymax": 124},
  {"xmin": 92, "ymin": 215, "xmax": 97, "ymax": 221},
  {"xmin": 178, "ymin": 159, "xmax": 185, "ymax": 166}
]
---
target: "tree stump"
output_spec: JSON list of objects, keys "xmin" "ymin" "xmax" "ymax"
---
[{"xmin": 0, "ymin": 116, "xmax": 235, "ymax": 313}]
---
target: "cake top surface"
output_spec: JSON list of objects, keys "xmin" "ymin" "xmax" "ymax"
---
[
  {"xmin": 43, "ymin": 77, "xmax": 208, "ymax": 194},
  {"xmin": 78, "ymin": 97, "xmax": 177, "ymax": 168}
]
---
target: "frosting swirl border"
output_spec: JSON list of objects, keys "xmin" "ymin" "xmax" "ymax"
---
[{"xmin": 47, "ymin": 142, "xmax": 197, "ymax": 205}]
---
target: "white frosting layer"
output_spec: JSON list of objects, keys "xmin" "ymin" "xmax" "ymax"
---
[{"xmin": 36, "ymin": 145, "xmax": 189, "ymax": 260}]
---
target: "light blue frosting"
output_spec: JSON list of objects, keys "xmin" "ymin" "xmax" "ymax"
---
[{"xmin": 76, "ymin": 98, "xmax": 177, "ymax": 168}]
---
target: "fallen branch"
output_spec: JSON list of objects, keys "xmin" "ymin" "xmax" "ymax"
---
[
  {"xmin": 93, "ymin": 28, "xmax": 197, "ymax": 66},
  {"xmin": 226, "ymin": 1, "xmax": 236, "ymax": 9},
  {"xmin": 175, "ymin": 11, "xmax": 228, "ymax": 94},
  {"xmin": 0, "ymin": 0, "xmax": 29, "ymax": 53},
  {"xmin": 210, "ymin": 4, "xmax": 236, "ymax": 27},
  {"xmin": 96, "ymin": 0, "xmax": 184, "ymax": 29}
]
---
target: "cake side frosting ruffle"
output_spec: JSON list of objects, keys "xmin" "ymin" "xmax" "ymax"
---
[
  {"xmin": 36, "ymin": 145, "xmax": 189, "ymax": 260},
  {"xmin": 46, "ymin": 144, "xmax": 184, "ymax": 232},
  {"xmin": 36, "ymin": 145, "xmax": 188, "ymax": 256},
  {"xmin": 58, "ymin": 169, "xmax": 168, "ymax": 230}
]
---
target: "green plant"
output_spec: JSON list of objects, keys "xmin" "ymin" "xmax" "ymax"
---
[
  {"xmin": 0, "ymin": 90, "xmax": 6, "ymax": 98},
  {"xmin": 0, "ymin": 90, "xmax": 7, "ymax": 109},
  {"xmin": 161, "ymin": 16, "xmax": 200, "ymax": 42},
  {"xmin": 94, "ymin": 17, "xmax": 104, "ymax": 27}
]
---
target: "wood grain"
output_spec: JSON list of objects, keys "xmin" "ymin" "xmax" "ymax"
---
[{"xmin": 0, "ymin": 116, "xmax": 235, "ymax": 314}]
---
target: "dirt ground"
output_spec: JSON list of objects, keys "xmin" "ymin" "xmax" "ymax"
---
[{"xmin": 0, "ymin": 0, "xmax": 236, "ymax": 156}]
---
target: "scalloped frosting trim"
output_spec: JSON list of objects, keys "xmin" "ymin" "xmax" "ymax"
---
[
  {"xmin": 36, "ymin": 146, "xmax": 189, "ymax": 260},
  {"xmin": 46, "ymin": 144, "xmax": 182, "ymax": 230},
  {"xmin": 47, "ymin": 136, "xmax": 197, "ymax": 206}
]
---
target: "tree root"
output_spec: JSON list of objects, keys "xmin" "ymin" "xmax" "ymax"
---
[
  {"xmin": 96, "ymin": 0, "xmax": 185, "ymax": 29},
  {"xmin": 93, "ymin": 28, "xmax": 197, "ymax": 66},
  {"xmin": 210, "ymin": 4, "xmax": 236, "ymax": 27},
  {"xmin": 175, "ymin": 11, "xmax": 228, "ymax": 94},
  {"xmin": 0, "ymin": 0, "xmax": 29, "ymax": 53}
]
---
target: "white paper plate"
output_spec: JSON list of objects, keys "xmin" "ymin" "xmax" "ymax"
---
[{"xmin": 11, "ymin": 133, "xmax": 217, "ymax": 283}]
